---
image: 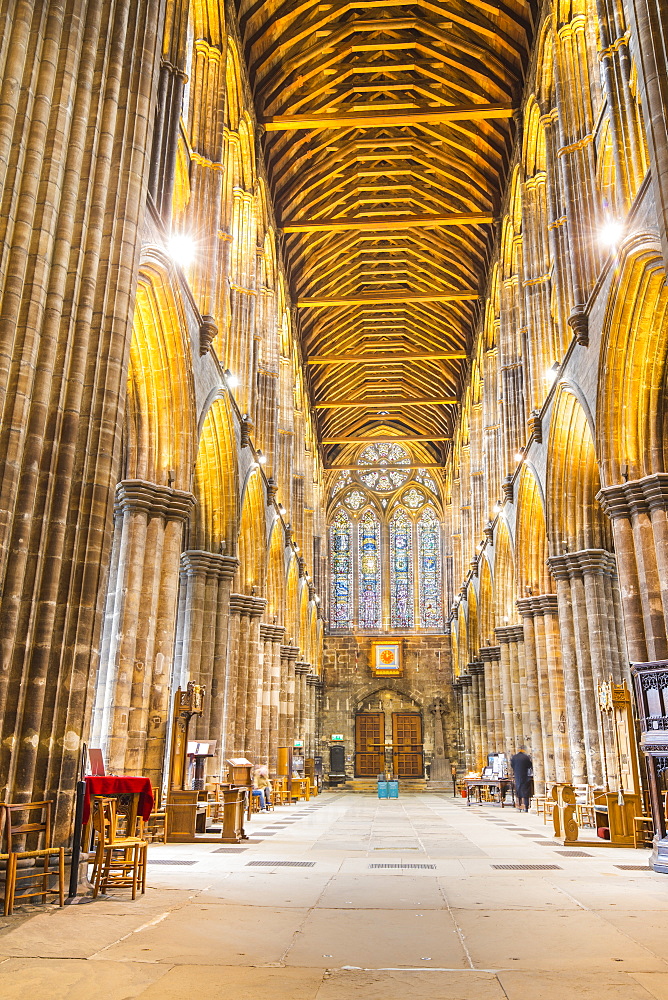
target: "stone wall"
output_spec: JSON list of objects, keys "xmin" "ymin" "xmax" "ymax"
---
[{"xmin": 320, "ymin": 635, "xmax": 455, "ymax": 780}]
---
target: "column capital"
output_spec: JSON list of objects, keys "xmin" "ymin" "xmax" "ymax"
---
[
  {"xmin": 547, "ymin": 548, "xmax": 616, "ymax": 580},
  {"xmin": 468, "ymin": 661, "xmax": 485, "ymax": 675},
  {"xmin": 597, "ymin": 474, "xmax": 668, "ymax": 519},
  {"xmin": 181, "ymin": 550, "xmax": 239, "ymax": 580},
  {"xmin": 295, "ymin": 661, "xmax": 311, "ymax": 675},
  {"xmin": 229, "ymin": 593, "xmax": 268, "ymax": 618},
  {"xmin": 495, "ymin": 624, "xmax": 525, "ymax": 642},
  {"xmin": 260, "ymin": 623, "xmax": 286, "ymax": 643},
  {"xmin": 515, "ymin": 594, "xmax": 558, "ymax": 618},
  {"xmin": 479, "ymin": 645, "xmax": 501, "ymax": 662},
  {"xmin": 306, "ymin": 673, "xmax": 321, "ymax": 687},
  {"xmin": 280, "ymin": 645, "xmax": 300, "ymax": 662},
  {"xmin": 115, "ymin": 479, "xmax": 195, "ymax": 521},
  {"xmin": 454, "ymin": 673, "xmax": 473, "ymax": 688}
]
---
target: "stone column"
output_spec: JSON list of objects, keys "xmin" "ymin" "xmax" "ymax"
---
[
  {"xmin": 175, "ymin": 551, "xmax": 239, "ymax": 776},
  {"xmin": 243, "ymin": 597, "xmax": 268, "ymax": 761},
  {"xmin": 480, "ymin": 646, "xmax": 502, "ymax": 753},
  {"xmin": 469, "ymin": 662, "xmax": 487, "ymax": 767},
  {"xmin": 515, "ymin": 608, "xmax": 548, "ymax": 787},
  {"xmin": 224, "ymin": 595, "xmax": 244, "ymax": 757},
  {"xmin": 268, "ymin": 626, "xmax": 285, "ymax": 772},
  {"xmin": 547, "ymin": 556, "xmax": 588, "ymax": 784},
  {"xmin": 458, "ymin": 675, "xmax": 474, "ymax": 770},
  {"xmin": 295, "ymin": 662, "xmax": 310, "ymax": 749},
  {"xmin": 307, "ymin": 673, "xmax": 320, "ymax": 759},
  {"xmin": 508, "ymin": 627, "xmax": 525, "ymax": 746},
  {"xmin": 279, "ymin": 645, "xmax": 299, "ymax": 752},
  {"xmin": 92, "ymin": 480, "xmax": 195, "ymax": 786},
  {"xmin": 495, "ymin": 627, "xmax": 519, "ymax": 757},
  {"xmin": 598, "ymin": 477, "xmax": 668, "ymax": 661}
]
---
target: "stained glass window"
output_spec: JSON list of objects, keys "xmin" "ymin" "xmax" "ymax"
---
[
  {"xmin": 418, "ymin": 507, "xmax": 443, "ymax": 628},
  {"xmin": 330, "ymin": 509, "xmax": 353, "ymax": 628},
  {"xmin": 358, "ymin": 442, "xmax": 410, "ymax": 466},
  {"xmin": 401, "ymin": 487, "xmax": 426, "ymax": 509},
  {"xmin": 390, "ymin": 511, "xmax": 414, "ymax": 628},
  {"xmin": 343, "ymin": 489, "xmax": 366, "ymax": 510},
  {"xmin": 331, "ymin": 472, "xmax": 352, "ymax": 497},
  {"xmin": 359, "ymin": 468, "xmax": 410, "ymax": 491},
  {"xmin": 358, "ymin": 442, "xmax": 411, "ymax": 491},
  {"xmin": 415, "ymin": 468, "xmax": 439, "ymax": 495},
  {"xmin": 358, "ymin": 511, "xmax": 381, "ymax": 629}
]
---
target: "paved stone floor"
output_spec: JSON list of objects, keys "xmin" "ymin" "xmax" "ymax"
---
[{"xmin": 1, "ymin": 792, "xmax": 668, "ymax": 999}]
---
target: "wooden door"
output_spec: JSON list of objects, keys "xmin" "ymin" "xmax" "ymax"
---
[
  {"xmin": 355, "ymin": 713, "xmax": 384, "ymax": 776},
  {"xmin": 392, "ymin": 712, "xmax": 424, "ymax": 777}
]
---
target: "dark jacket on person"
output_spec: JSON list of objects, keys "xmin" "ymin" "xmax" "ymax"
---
[{"xmin": 510, "ymin": 751, "xmax": 533, "ymax": 799}]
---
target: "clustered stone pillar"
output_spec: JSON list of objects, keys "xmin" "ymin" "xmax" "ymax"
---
[
  {"xmin": 467, "ymin": 662, "xmax": 486, "ymax": 769},
  {"xmin": 547, "ymin": 549, "xmax": 627, "ymax": 785},
  {"xmin": 259, "ymin": 624, "xmax": 285, "ymax": 770},
  {"xmin": 598, "ymin": 477, "xmax": 668, "ymax": 663},
  {"xmin": 91, "ymin": 480, "xmax": 195, "ymax": 788},
  {"xmin": 479, "ymin": 646, "xmax": 502, "ymax": 755},
  {"xmin": 307, "ymin": 674, "xmax": 320, "ymax": 759},
  {"xmin": 454, "ymin": 674, "xmax": 474, "ymax": 770},
  {"xmin": 494, "ymin": 625, "xmax": 526, "ymax": 758},
  {"xmin": 174, "ymin": 550, "xmax": 239, "ymax": 776},
  {"xmin": 225, "ymin": 594, "xmax": 267, "ymax": 758},
  {"xmin": 295, "ymin": 662, "xmax": 310, "ymax": 749},
  {"xmin": 515, "ymin": 597, "xmax": 570, "ymax": 785},
  {"xmin": 279, "ymin": 645, "xmax": 299, "ymax": 752}
]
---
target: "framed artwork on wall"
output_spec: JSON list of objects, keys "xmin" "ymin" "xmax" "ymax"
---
[{"xmin": 371, "ymin": 640, "xmax": 402, "ymax": 676}]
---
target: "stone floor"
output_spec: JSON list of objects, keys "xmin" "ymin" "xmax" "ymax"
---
[{"xmin": 1, "ymin": 791, "xmax": 668, "ymax": 999}]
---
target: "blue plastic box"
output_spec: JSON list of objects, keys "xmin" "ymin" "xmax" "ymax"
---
[
  {"xmin": 388, "ymin": 779, "xmax": 399, "ymax": 798},
  {"xmin": 377, "ymin": 780, "xmax": 388, "ymax": 798}
]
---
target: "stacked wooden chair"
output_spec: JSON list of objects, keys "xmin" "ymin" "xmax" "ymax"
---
[
  {"xmin": 1, "ymin": 801, "xmax": 65, "ymax": 916},
  {"xmin": 90, "ymin": 796, "xmax": 147, "ymax": 900}
]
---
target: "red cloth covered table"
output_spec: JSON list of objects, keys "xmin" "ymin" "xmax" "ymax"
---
[{"xmin": 82, "ymin": 776, "xmax": 154, "ymax": 824}]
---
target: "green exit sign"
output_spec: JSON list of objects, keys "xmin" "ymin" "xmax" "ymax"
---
[{"xmin": 331, "ymin": 734, "xmax": 344, "ymax": 741}]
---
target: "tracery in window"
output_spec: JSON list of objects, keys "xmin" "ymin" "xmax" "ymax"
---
[
  {"xmin": 329, "ymin": 509, "xmax": 353, "ymax": 628},
  {"xmin": 401, "ymin": 487, "xmax": 426, "ymax": 509},
  {"xmin": 331, "ymin": 471, "xmax": 352, "ymax": 497},
  {"xmin": 390, "ymin": 511, "xmax": 414, "ymax": 628},
  {"xmin": 358, "ymin": 510, "xmax": 381, "ymax": 629},
  {"xmin": 415, "ymin": 468, "xmax": 439, "ymax": 495},
  {"xmin": 358, "ymin": 442, "xmax": 410, "ymax": 491},
  {"xmin": 343, "ymin": 489, "xmax": 366, "ymax": 510},
  {"xmin": 418, "ymin": 508, "xmax": 443, "ymax": 628}
]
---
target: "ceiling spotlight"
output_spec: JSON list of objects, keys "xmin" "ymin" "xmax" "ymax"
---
[
  {"xmin": 167, "ymin": 233, "xmax": 195, "ymax": 267},
  {"xmin": 224, "ymin": 369, "xmax": 239, "ymax": 388},
  {"xmin": 377, "ymin": 410, "xmax": 389, "ymax": 416},
  {"xmin": 599, "ymin": 220, "xmax": 624, "ymax": 248}
]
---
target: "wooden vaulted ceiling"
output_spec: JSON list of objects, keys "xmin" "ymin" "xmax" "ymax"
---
[{"xmin": 237, "ymin": 0, "xmax": 536, "ymax": 469}]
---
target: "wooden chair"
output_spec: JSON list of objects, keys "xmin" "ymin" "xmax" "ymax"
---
[
  {"xmin": 91, "ymin": 797, "xmax": 147, "ymax": 900},
  {"xmin": 1, "ymin": 801, "xmax": 65, "ymax": 916},
  {"xmin": 575, "ymin": 785, "xmax": 596, "ymax": 828},
  {"xmin": 144, "ymin": 787, "xmax": 167, "ymax": 843},
  {"xmin": 534, "ymin": 784, "xmax": 553, "ymax": 823}
]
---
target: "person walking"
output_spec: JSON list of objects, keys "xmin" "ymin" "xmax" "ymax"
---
[{"xmin": 510, "ymin": 747, "xmax": 533, "ymax": 812}]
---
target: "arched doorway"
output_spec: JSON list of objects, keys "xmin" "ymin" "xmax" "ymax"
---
[{"xmin": 354, "ymin": 689, "xmax": 424, "ymax": 778}]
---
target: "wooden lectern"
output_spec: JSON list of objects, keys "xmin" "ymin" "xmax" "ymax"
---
[{"xmin": 166, "ymin": 683, "xmax": 205, "ymax": 842}]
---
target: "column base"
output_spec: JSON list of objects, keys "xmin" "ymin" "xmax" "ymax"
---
[{"xmin": 650, "ymin": 836, "xmax": 668, "ymax": 874}]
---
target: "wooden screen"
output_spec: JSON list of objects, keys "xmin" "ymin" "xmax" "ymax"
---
[
  {"xmin": 392, "ymin": 712, "xmax": 424, "ymax": 778},
  {"xmin": 355, "ymin": 713, "xmax": 384, "ymax": 777}
]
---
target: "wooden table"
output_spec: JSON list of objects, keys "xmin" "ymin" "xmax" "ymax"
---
[{"xmin": 465, "ymin": 777, "xmax": 515, "ymax": 807}]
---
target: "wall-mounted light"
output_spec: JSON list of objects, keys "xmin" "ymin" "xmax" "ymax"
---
[
  {"xmin": 257, "ymin": 450, "xmax": 267, "ymax": 465},
  {"xmin": 493, "ymin": 503, "xmax": 502, "ymax": 514},
  {"xmin": 599, "ymin": 220, "xmax": 624, "ymax": 248},
  {"xmin": 514, "ymin": 452, "xmax": 523, "ymax": 462},
  {"xmin": 224, "ymin": 369, "xmax": 239, "ymax": 388},
  {"xmin": 167, "ymin": 233, "xmax": 195, "ymax": 267},
  {"xmin": 545, "ymin": 361, "xmax": 560, "ymax": 383},
  {"xmin": 278, "ymin": 503, "xmax": 286, "ymax": 514}
]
